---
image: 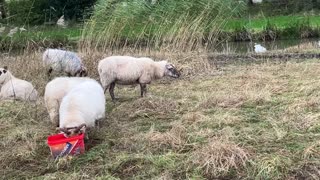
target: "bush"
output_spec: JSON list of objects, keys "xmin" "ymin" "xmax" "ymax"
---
[
  {"xmin": 6, "ymin": 0, "xmax": 49, "ymax": 25},
  {"xmin": 5, "ymin": 0, "xmax": 96, "ymax": 25},
  {"xmin": 247, "ymin": 0, "xmax": 320, "ymax": 16}
]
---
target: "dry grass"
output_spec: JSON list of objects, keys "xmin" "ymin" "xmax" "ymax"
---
[
  {"xmin": 1, "ymin": 50, "xmax": 320, "ymax": 179},
  {"xmin": 191, "ymin": 137, "xmax": 249, "ymax": 178}
]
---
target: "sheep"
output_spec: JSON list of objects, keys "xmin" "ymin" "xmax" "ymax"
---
[
  {"xmin": 44, "ymin": 77, "xmax": 95, "ymax": 127},
  {"xmin": 58, "ymin": 80, "xmax": 105, "ymax": 137},
  {"xmin": 42, "ymin": 49, "xmax": 87, "ymax": 79},
  {"xmin": 0, "ymin": 66, "xmax": 38, "ymax": 101},
  {"xmin": 98, "ymin": 56, "xmax": 180, "ymax": 101}
]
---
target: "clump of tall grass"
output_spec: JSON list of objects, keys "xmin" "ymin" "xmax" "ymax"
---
[{"xmin": 80, "ymin": 0, "xmax": 245, "ymax": 52}]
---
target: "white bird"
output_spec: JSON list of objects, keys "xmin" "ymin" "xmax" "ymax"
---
[
  {"xmin": 252, "ymin": 0, "xmax": 263, "ymax": 4},
  {"xmin": 254, "ymin": 43, "xmax": 267, "ymax": 53},
  {"xmin": 7, "ymin": 27, "xmax": 18, "ymax": 37},
  {"xmin": 19, "ymin": 27, "xmax": 27, "ymax": 32},
  {"xmin": 57, "ymin": 15, "xmax": 66, "ymax": 28}
]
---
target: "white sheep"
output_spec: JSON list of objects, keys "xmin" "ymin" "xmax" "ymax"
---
[
  {"xmin": 42, "ymin": 49, "xmax": 87, "ymax": 78},
  {"xmin": 58, "ymin": 80, "xmax": 105, "ymax": 137},
  {"xmin": 0, "ymin": 66, "xmax": 38, "ymax": 101},
  {"xmin": 98, "ymin": 56, "xmax": 180, "ymax": 101},
  {"xmin": 44, "ymin": 77, "xmax": 95, "ymax": 127}
]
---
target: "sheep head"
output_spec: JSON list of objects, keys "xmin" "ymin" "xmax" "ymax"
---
[
  {"xmin": 57, "ymin": 123, "xmax": 86, "ymax": 137},
  {"xmin": 0, "ymin": 67, "xmax": 9, "ymax": 85},
  {"xmin": 165, "ymin": 63, "xmax": 180, "ymax": 78},
  {"xmin": 75, "ymin": 65, "xmax": 88, "ymax": 77}
]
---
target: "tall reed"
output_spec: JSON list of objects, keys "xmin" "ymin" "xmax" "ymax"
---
[{"xmin": 80, "ymin": 0, "xmax": 245, "ymax": 52}]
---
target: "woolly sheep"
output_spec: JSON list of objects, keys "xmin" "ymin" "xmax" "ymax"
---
[
  {"xmin": 58, "ymin": 80, "xmax": 105, "ymax": 137},
  {"xmin": 98, "ymin": 56, "xmax": 180, "ymax": 101},
  {"xmin": 0, "ymin": 66, "xmax": 38, "ymax": 101},
  {"xmin": 44, "ymin": 77, "xmax": 95, "ymax": 127},
  {"xmin": 42, "ymin": 49, "xmax": 87, "ymax": 78}
]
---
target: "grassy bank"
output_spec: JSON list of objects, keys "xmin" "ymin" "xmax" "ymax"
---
[
  {"xmin": 225, "ymin": 15, "xmax": 320, "ymax": 31},
  {"xmin": 222, "ymin": 15, "xmax": 320, "ymax": 41},
  {"xmin": 2, "ymin": 15, "xmax": 320, "ymax": 52},
  {"xmin": 1, "ymin": 51, "xmax": 320, "ymax": 179},
  {"xmin": 0, "ymin": 26, "xmax": 81, "ymax": 51}
]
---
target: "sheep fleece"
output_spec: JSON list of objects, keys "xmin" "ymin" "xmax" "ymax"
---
[
  {"xmin": 0, "ymin": 69, "xmax": 38, "ymax": 101},
  {"xmin": 59, "ymin": 80, "xmax": 105, "ymax": 128},
  {"xmin": 44, "ymin": 77, "xmax": 95, "ymax": 126},
  {"xmin": 98, "ymin": 56, "xmax": 166, "ymax": 86}
]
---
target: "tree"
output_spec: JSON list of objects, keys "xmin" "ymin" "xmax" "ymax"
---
[{"xmin": 0, "ymin": 0, "xmax": 6, "ymax": 19}]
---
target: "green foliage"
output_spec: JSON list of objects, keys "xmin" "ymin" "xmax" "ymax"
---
[
  {"xmin": 5, "ymin": 0, "xmax": 96, "ymax": 25},
  {"xmin": 248, "ymin": 0, "xmax": 320, "ymax": 16},
  {"xmin": 0, "ymin": 26, "xmax": 81, "ymax": 51},
  {"xmin": 6, "ymin": 0, "xmax": 49, "ymax": 25},
  {"xmin": 81, "ymin": 0, "xmax": 246, "ymax": 51}
]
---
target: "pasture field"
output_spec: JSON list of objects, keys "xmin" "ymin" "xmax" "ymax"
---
[{"xmin": 1, "ymin": 50, "xmax": 320, "ymax": 179}]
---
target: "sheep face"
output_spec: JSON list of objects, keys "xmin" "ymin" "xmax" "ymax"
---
[
  {"xmin": 165, "ymin": 64, "xmax": 180, "ymax": 78},
  {"xmin": 58, "ymin": 123, "xmax": 86, "ymax": 137},
  {"xmin": 75, "ymin": 66, "xmax": 88, "ymax": 77},
  {"xmin": 0, "ymin": 66, "xmax": 8, "ymax": 85}
]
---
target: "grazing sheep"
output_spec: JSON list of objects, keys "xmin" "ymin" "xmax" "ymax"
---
[
  {"xmin": 42, "ymin": 49, "xmax": 87, "ymax": 78},
  {"xmin": 58, "ymin": 80, "xmax": 105, "ymax": 137},
  {"xmin": 98, "ymin": 56, "xmax": 180, "ymax": 101},
  {"xmin": 44, "ymin": 77, "xmax": 95, "ymax": 127},
  {"xmin": 0, "ymin": 66, "xmax": 38, "ymax": 101}
]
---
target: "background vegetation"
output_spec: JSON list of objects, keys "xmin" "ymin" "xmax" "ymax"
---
[
  {"xmin": 1, "ymin": 0, "xmax": 96, "ymax": 25},
  {"xmin": 80, "ymin": 0, "xmax": 245, "ymax": 51},
  {"xmin": 2, "ymin": 0, "xmax": 320, "ymax": 50}
]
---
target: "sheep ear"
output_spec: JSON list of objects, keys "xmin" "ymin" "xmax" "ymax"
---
[
  {"xmin": 74, "ymin": 123, "xmax": 86, "ymax": 134},
  {"xmin": 165, "ymin": 64, "xmax": 174, "ymax": 70},
  {"xmin": 3, "ymin": 66, "xmax": 7, "ymax": 70}
]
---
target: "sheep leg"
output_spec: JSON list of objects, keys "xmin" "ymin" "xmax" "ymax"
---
[
  {"xmin": 140, "ymin": 84, "xmax": 147, "ymax": 97},
  {"xmin": 109, "ymin": 82, "xmax": 116, "ymax": 102}
]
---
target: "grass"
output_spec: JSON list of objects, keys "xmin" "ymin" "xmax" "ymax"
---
[
  {"xmin": 224, "ymin": 15, "xmax": 320, "ymax": 32},
  {"xmin": 1, "ymin": 50, "xmax": 320, "ymax": 178},
  {"xmin": 0, "ymin": 25, "xmax": 81, "ymax": 51}
]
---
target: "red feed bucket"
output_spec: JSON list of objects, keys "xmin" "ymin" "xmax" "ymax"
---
[{"xmin": 47, "ymin": 133, "xmax": 85, "ymax": 159}]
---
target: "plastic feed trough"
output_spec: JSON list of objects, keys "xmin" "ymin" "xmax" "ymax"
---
[{"xmin": 47, "ymin": 133, "xmax": 85, "ymax": 159}]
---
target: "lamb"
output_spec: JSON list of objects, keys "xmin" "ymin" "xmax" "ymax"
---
[
  {"xmin": 58, "ymin": 80, "xmax": 105, "ymax": 137},
  {"xmin": 0, "ymin": 66, "xmax": 38, "ymax": 101},
  {"xmin": 98, "ymin": 56, "xmax": 180, "ymax": 101},
  {"xmin": 42, "ymin": 48, "xmax": 87, "ymax": 78},
  {"xmin": 44, "ymin": 77, "xmax": 95, "ymax": 127}
]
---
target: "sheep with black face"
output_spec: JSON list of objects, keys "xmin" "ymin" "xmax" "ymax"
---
[{"xmin": 0, "ymin": 66, "xmax": 38, "ymax": 101}]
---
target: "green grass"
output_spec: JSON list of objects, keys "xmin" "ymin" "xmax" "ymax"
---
[
  {"xmin": 225, "ymin": 15, "xmax": 320, "ymax": 31},
  {"xmin": 0, "ymin": 25, "xmax": 82, "ymax": 50},
  {"xmin": 1, "ymin": 51, "xmax": 320, "ymax": 179}
]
